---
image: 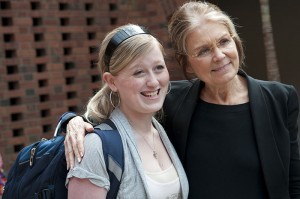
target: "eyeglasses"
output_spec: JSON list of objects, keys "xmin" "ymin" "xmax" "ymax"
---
[{"xmin": 187, "ymin": 35, "xmax": 235, "ymax": 59}]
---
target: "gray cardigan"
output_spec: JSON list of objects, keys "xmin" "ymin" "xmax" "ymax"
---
[{"xmin": 67, "ymin": 108, "xmax": 189, "ymax": 198}]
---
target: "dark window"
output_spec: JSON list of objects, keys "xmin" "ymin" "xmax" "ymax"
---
[
  {"xmin": 109, "ymin": 3, "xmax": 117, "ymax": 11},
  {"xmin": 38, "ymin": 79, "xmax": 48, "ymax": 87},
  {"xmin": 62, "ymin": 33, "xmax": 71, "ymax": 41},
  {"xmin": 11, "ymin": 113, "xmax": 23, "ymax": 121},
  {"xmin": 5, "ymin": 49, "xmax": 16, "ymax": 58},
  {"xmin": 2, "ymin": 17, "xmax": 13, "ymax": 26},
  {"xmin": 63, "ymin": 47, "xmax": 72, "ymax": 55},
  {"xmin": 90, "ymin": 60, "xmax": 97, "ymax": 68},
  {"xmin": 89, "ymin": 46, "xmax": 97, "ymax": 54},
  {"xmin": 0, "ymin": 1, "xmax": 11, "ymax": 9},
  {"xmin": 60, "ymin": 18, "xmax": 69, "ymax": 26},
  {"xmin": 64, "ymin": 62, "xmax": 75, "ymax": 70},
  {"xmin": 13, "ymin": 128, "xmax": 24, "ymax": 137},
  {"xmin": 31, "ymin": 1, "xmax": 41, "ymax": 10},
  {"xmin": 14, "ymin": 144, "xmax": 24, "ymax": 152},
  {"xmin": 86, "ymin": 18, "xmax": 94, "ymax": 26},
  {"xmin": 7, "ymin": 65, "xmax": 18, "ymax": 74},
  {"xmin": 10, "ymin": 97, "xmax": 21, "ymax": 106},
  {"xmin": 65, "ymin": 77, "xmax": 75, "ymax": 85},
  {"xmin": 68, "ymin": 106, "xmax": 78, "ymax": 112},
  {"xmin": 43, "ymin": 124, "xmax": 52, "ymax": 133},
  {"xmin": 88, "ymin": 32, "xmax": 96, "ymax": 40},
  {"xmin": 8, "ymin": 81, "xmax": 19, "ymax": 90},
  {"xmin": 37, "ymin": 63, "xmax": 46, "ymax": 72},
  {"xmin": 110, "ymin": 17, "xmax": 117, "ymax": 25},
  {"xmin": 85, "ymin": 3, "xmax": 93, "ymax": 11},
  {"xmin": 67, "ymin": 91, "xmax": 77, "ymax": 99},
  {"xmin": 32, "ymin": 17, "xmax": 42, "ymax": 26},
  {"xmin": 34, "ymin": 33, "xmax": 44, "ymax": 41},
  {"xmin": 91, "ymin": 75, "xmax": 100, "ymax": 82},
  {"xmin": 36, "ymin": 48, "xmax": 46, "ymax": 57},
  {"xmin": 59, "ymin": 3, "xmax": 69, "ymax": 10},
  {"xmin": 40, "ymin": 109, "xmax": 50, "ymax": 117},
  {"xmin": 3, "ymin": 33, "xmax": 14, "ymax": 42},
  {"xmin": 40, "ymin": 94, "xmax": 49, "ymax": 102}
]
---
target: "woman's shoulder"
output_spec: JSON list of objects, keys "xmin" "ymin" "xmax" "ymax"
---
[
  {"xmin": 170, "ymin": 79, "xmax": 195, "ymax": 89},
  {"xmin": 250, "ymin": 77, "xmax": 296, "ymax": 95},
  {"xmin": 240, "ymin": 69, "xmax": 296, "ymax": 93},
  {"xmin": 247, "ymin": 75, "xmax": 298, "ymax": 104},
  {"xmin": 168, "ymin": 79, "xmax": 199, "ymax": 97}
]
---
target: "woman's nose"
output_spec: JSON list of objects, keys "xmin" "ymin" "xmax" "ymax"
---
[{"xmin": 212, "ymin": 47, "xmax": 225, "ymax": 62}]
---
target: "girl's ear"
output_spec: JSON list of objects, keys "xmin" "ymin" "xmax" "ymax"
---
[{"xmin": 103, "ymin": 72, "xmax": 117, "ymax": 92}]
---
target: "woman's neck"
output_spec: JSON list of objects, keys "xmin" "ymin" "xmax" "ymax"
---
[{"xmin": 200, "ymin": 75, "xmax": 249, "ymax": 105}]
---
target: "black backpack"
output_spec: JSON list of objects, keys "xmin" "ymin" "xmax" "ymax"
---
[{"xmin": 3, "ymin": 113, "xmax": 124, "ymax": 199}]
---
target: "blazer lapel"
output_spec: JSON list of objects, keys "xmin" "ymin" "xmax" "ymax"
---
[
  {"xmin": 172, "ymin": 80, "xmax": 201, "ymax": 162},
  {"xmin": 247, "ymin": 75, "xmax": 287, "ymax": 198}
]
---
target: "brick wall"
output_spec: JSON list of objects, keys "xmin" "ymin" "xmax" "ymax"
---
[{"xmin": 0, "ymin": 0, "xmax": 185, "ymax": 172}]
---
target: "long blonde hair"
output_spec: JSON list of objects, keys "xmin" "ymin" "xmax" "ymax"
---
[{"xmin": 84, "ymin": 24, "xmax": 164, "ymax": 123}]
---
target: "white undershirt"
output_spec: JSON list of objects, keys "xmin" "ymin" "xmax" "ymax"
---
[{"xmin": 144, "ymin": 164, "xmax": 182, "ymax": 199}]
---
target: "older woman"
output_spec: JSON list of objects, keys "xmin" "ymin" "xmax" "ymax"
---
[{"xmin": 63, "ymin": 2, "xmax": 300, "ymax": 198}]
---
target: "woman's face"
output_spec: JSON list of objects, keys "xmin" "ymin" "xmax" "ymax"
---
[
  {"xmin": 112, "ymin": 43, "xmax": 169, "ymax": 117},
  {"xmin": 185, "ymin": 21, "xmax": 239, "ymax": 87}
]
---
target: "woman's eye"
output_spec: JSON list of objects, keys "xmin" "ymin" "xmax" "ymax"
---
[
  {"xmin": 133, "ymin": 70, "xmax": 144, "ymax": 76},
  {"xmin": 219, "ymin": 38, "xmax": 231, "ymax": 46},
  {"xmin": 197, "ymin": 48, "xmax": 210, "ymax": 57}
]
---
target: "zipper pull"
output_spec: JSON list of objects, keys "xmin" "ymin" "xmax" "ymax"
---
[{"xmin": 29, "ymin": 147, "xmax": 36, "ymax": 167}]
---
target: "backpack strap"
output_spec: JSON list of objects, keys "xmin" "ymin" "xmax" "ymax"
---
[
  {"xmin": 55, "ymin": 112, "xmax": 77, "ymax": 136},
  {"xmin": 93, "ymin": 119, "xmax": 124, "ymax": 199}
]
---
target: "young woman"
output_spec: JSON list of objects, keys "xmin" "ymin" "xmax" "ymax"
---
[{"xmin": 65, "ymin": 24, "xmax": 188, "ymax": 199}]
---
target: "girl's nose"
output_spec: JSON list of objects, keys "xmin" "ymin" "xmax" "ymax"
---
[{"xmin": 146, "ymin": 73, "xmax": 159, "ymax": 87}]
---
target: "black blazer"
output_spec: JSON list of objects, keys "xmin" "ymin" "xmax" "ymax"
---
[{"xmin": 163, "ymin": 70, "xmax": 300, "ymax": 199}]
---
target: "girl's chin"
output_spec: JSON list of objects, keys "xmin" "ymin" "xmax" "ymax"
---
[{"xmin": 143, "ymin": 104, "xmax": 163, "ymax": 113}]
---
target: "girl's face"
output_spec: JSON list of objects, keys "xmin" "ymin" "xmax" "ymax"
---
[
  {"xmin": 109, "ymin": 43, "xmax": 169, "ymax": 117},
  {"xmin": 185, "ymin": 21, "xmax": 239, "ymax": 87}
]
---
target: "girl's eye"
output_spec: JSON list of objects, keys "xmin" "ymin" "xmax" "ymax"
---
[{"xmin": 154, "ymin": 65, "xmax": 165, "ymax": 71}]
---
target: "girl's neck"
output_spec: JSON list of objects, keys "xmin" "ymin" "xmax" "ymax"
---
[{"xmin": 121, "ymin": 109, "xmax": 154, "ymax": 135}]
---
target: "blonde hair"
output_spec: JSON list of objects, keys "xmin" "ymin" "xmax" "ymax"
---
[
  {"xmin": 168, "ymin": 1, "xmax": 245, "ymax": 79},
  {"xmin": 85, "ymin": 24, "xmax": 164, "ymax": 123}
]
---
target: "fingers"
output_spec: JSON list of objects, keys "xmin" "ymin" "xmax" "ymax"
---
[
  {"xmin": 64, "ymin": 134, "xmax": 75, "ymax": 170},
  {"xmin": 64, "ymin": 116, "xmax": 82, "ymax": 169},
  {"xmin": 67, "ymin": 117, "xmax": 82, "ymax": 164},
  {"xmin": 85, "ymin": 123, "xmax": 94, "ymax": 132},
  {"xmin": 64, "ymin": 116, "xmax": 94, "ymax": 170},
  {"xmin": 76, "ymin": 129, "xmax": 85, "ymax": 158},
  {"xmin": 74, "ymin": 123, "xmax": 94, "ymax": 158}
]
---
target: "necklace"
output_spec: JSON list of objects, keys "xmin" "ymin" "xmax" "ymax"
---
[{"xmin": 140, "ymin": 130, "xmax": 158, "ymax": 159}]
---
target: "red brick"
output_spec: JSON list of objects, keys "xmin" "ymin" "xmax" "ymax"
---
[{"xmin": 0, "ymin": 0, "xmax": 186, "ymax": 173}]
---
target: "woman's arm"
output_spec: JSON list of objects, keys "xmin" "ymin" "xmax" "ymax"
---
[
  {"xmin": 288, "ymin": 86, "xmax": 300, "ymax": 198},
  {"xmin": 68, "ymin": 178, "xmax": 107, "ymax": 199},
  {"xmin": 64, "ymin": 116, "xmax": 94, "ymax": 169}
]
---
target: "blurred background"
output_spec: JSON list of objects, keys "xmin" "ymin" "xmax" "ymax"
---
[{"xmin": 0, "ymin": 0, "xmax": 299, "ymax": 173}]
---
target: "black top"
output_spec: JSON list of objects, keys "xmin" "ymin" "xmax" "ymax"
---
[{"xmin": 185, "ymin": 99, "xmax": 269, "ymax": 199}]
